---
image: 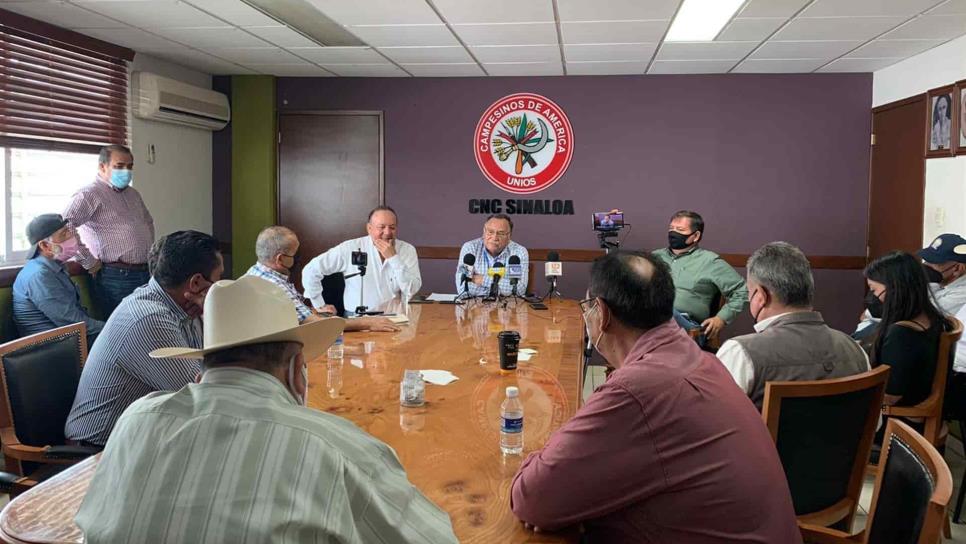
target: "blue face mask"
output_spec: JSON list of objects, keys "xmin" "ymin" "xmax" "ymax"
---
[{"xmin": 110, "ymin": 169, "xmax": 132, "ymax": 190}]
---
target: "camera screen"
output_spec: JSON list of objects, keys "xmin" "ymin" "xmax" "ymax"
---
[{"xmin": 592, "ymin": 212, "xmax": 623, "ymax": 231}]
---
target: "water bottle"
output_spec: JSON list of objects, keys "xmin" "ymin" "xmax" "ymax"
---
[
  {"xmin": 327, "ymin": 334, "xmax": 344, "ymax": 359},
  {"xmin": 500, "ymin": 386, "xmax": 524, "ymax": 455}
]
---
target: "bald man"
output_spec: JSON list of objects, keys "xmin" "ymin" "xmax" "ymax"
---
[{"xmin": 245, "ymin": 226, "xmax": 398, "ymax": 332}]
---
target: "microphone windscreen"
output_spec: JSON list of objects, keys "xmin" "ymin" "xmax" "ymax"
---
[
  {"xmin": 463, "ymin": 253, "xmax": 476, "ymax": 265},
  {"xmin": 547, "ymin": 251, "xmax": 560, "ymax": 262},
  {"xmin": 508, "ymin": 255, "xmax": 521, "ymax": 265}
]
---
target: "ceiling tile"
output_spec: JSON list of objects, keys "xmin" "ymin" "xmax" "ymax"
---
[
  {"xmin": 648, "ymin": 59, "xmax": 736, "ymax": 74},
  {"xmin": 470, "ymin": 44, "xmax": 561, "ymax": 63},
  {"xmin": 739, "ymin": 0, "xmax": 810, "ymax": 17},
  {"xmin": 717, "ymin": 18, "xmax": 787, "ymax": 41},
  {"xmin": 561, "ymin": 20, "xmax": 669, "ymax": 44},
  {"xmin": 432, "ymin": 0, "xmax": 554, "ymax": 24},
  {"xmin": 210, "ymin": 47, "xmax": 304, "ymax": 64},
  {"xmin": 3, "ymin": 2, "xmax": 126, "ymax": 29},
  {"xmin": 288, "ymin": 46, "xmax": 386, "ymax": 63},
  {"xmin": 78, "ymin": 27, "xmax": 183, "ymax": 50},
  {"xmin": 656, "ymin": 41, "xmax": 758, "ymax": 60},
  {"xmin": 182, "ymin": 0, "xmax": 280, "ymax": 26},
  {"xmin": 882, "ymin": 14, "xmax": 966, "ymax": 39},
  {"xmin": 847, "ymin": 38, "xmax": 945, "ymax": 57},
  {"xmin": 452, "ymin": 23, "xmax": 558, "ymax": 46},
  {"xmin": 929, "ymin": 0, "xmax": 966, "ymax": 15},
  {"xmin": 304, "ymin": 0, "xmax": 441, "ymax": 25},
  {"xmin": 75, "ymin": 1, "xmax": 227, "ymax": 29},
  {"xmin": 732, "ymin": 58, "xmax": 828, "ymax": 72},
  {"xmin": 152, "ymin": 48, "xmax": 254, "ymax": 75},
  {"xmin": 564, "ymin": 43, "xmax": 657, "ymax": 62},
  {"xmin": 321, "ymin": 63, "xmax": 410, "ymax": 76},
  {"xmin": 556, "ymin": 0, "xmax": 680, "ymax": 21},
  {"xmin": 245, "ymin": 63, "xmax": 334, "ymax": 76},
  {"xmin": 750, "ymin": 40, "xmax": 863, "ymax": 59},
  {"xmin": 154, "ymin": 27, "xmax": 272, "ymax": 48},
  {"xmin": 245, "ymin": 26, "xmax": 323, "ymax": 48},
  {"xmin": 773, "ymin": 16, "xmax": 907, "ymax": 41},
  {"xmin": 801, "ymin": 0, "xmax": 941, "ymax": 17},
  {"xmin": 401, "ymin": 63, "xmax": 486, "ymax": 76},
  {"xmin": 566, "ymin": 60, "xmax": 647, "ymax": 75},
  {"xmin": 378, "ymin": 46, "xmax": 472, "ymax": 63},
  {"xmin": 818, "ymin": 57, "xmax": 904, "ymax": 71},
  {"xmin": 484, "ymin": 62, "xmax": 563, "ymax": 76},
  {"xmin": 347, "ymin": 24, "xmax": 459, "ymax": 46}
]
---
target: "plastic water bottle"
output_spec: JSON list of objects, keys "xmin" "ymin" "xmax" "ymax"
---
[
  {"xmin": 500, "ymin": 386, "xmax": 524, "ymax": 455},
  {"xmin": 327, "ymin": 334, "xmax": 344, "ymax": 359}
]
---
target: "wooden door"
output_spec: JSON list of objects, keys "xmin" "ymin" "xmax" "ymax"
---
[
  {"xmin": 868, "ymin": 96, "xmax": 926, "ymax": 260},
  {"xmin": 277, "ymin": 112, "xmax": 383, "ymax": 296}
]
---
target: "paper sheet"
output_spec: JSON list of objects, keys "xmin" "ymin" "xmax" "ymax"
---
[
  {"xmin": 419, "ymin": 369, "xmax": 459, "ymax": 385},
  {"xmin": 427, "ymin": 293, "xmax": 459, "ymax": 302},
  {"xmin": 387, "ymin": 314, "xmax": 410, "ymax": 324},
  {"xmin": 518, "ymin": 348, "xmax": 538, "ymax": 362}
]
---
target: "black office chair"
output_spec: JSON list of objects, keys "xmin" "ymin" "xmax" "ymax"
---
[{"xmin": 321, "ymin": 273, "xmax": 346, "ymax": 317}]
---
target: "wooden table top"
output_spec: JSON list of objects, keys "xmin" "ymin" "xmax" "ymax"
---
[{"xmin": 309, "ymin": 298, "xmax": 584, "ymax": 543}]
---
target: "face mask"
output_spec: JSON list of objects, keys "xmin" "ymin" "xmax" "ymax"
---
[
  {"xmin": 110, "ymin": 169, "xmax": 132, "ymax": 190},
  {"xmin": 668, "ymin": 231, "xmax": 693, "ymax": 251},
  {"xmin": 922, "ymin": 263, "xmax": 951, "ymax": 284},
  {"xmin": 750, "ymin": 288, "xmax": 765, "ymax": 324},
  {"xmin": 51, "ymin": 237, "xmax": 79, "ymax": 262},
  {"xmin": 865, "ymin": 291, "xmax": 884, "ymax": 319},
  {"xmin": 583, "ymin": 304, "xmax": 606, "ymax": 356},
  {"xmin": 287, "ymin": 354, "xmax": 307, "ymax": 406}
]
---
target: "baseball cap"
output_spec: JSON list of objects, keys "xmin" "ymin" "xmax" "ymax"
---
[
  {"xmin": 26, "ymin": 214, "xmax": 67, "ymax": 259},
  {"xmin": 918, "ymin": 233, "xmax": 966, "ymax": 264}
]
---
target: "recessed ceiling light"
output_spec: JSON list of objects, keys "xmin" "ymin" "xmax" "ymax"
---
[{"xmin": 665, "ymin": 0, "xmax": 745, "ymax": 42}]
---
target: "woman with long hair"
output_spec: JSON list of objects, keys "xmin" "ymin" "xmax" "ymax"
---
[{"xmin": 865, "ymin": 251, "xmax": 949, "ymax": 409}]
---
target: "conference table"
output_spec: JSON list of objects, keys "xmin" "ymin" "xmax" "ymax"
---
[{"xmin": 0, "ymin": 298, "xmax": 585, "ymax": 544}]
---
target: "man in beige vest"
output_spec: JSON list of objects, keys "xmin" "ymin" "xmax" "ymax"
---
[{"xmin": 716, "ymin": 242, "xmax": 869, "ymax": 410}]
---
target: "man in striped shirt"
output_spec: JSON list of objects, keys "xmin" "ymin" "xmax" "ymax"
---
[
  {"xmin": 65, "ymin": 230, "xmax": 222, "ymax": 447},
  {"xmin": 455, "ymin": 214, "xmax": 529, "ymax": 297},
  {"xmin": 75, "ymin": 275, "xmax": 458, "ymax": 543},
  {"xmin": 246, "ymin": 226, "xmax": 398, "ymax": 331},
  {"xmin": 64, "ymin": 144, "xmax": 155, "ymax": 316}
]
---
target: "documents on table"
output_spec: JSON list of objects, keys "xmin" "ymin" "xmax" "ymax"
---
[
  {"xmin": 419, "ymin": 370, "xmax": 459, "ymax": 385},
  {"xmin": 426, "ymin": 293, "xmax": 459, "ymax": 302}
]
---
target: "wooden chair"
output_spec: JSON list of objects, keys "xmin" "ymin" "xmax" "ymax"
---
[
  {"xmin": 0, "ymin": 323, "xmax": 101, "ymax": 496},
  {"xmin": 762, "ymin": 366, "xmax": 890, "ymax": 530},
  {"xmin": 800, "ymin": 419, "xmax": 953, "ymax": 544}
]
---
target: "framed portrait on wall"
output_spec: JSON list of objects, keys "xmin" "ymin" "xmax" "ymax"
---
[
  {"xmin": 957, "ymin": 79, "xmax": 966, "ymax": 156},
  {"xmin": 926, "ymin": 85, "xmax": 956, "ymax": 157}
]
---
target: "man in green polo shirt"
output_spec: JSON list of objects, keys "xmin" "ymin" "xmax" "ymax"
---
[{"xmin": 653, "ymin": 210, "xmax": 748, "ymax": 345}]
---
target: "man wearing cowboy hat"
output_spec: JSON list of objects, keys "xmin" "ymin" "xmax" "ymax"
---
[
  {"xmin": 75, "ymin": 276, "xmax": 458, "ymax": 543},
  {"xmin": 12, "ymin": 213, "xmax": 103, "ymax": 344}
]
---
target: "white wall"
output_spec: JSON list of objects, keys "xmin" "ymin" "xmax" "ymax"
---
[
  {"xmin": 873, "ymin": 35, "xmax": 966, "ymax": 244},
  {"xmin": 128, "ymin": 54, "xmax": 213, "ymax": 237}
]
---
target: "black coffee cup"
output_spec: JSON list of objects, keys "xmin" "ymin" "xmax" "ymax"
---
[{"xmin": 498, "ymin": 330, "xmax": 521, "ymax": 371}]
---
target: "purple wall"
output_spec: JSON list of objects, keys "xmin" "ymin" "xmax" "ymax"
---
[{"xmin": 276, "ymin": 74, "xmax": 872, "ymax": 336}]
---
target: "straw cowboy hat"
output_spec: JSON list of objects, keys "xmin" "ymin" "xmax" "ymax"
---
[{"xmin": 150, "ymin": 275, "xmax": 344, "ymax": 360}]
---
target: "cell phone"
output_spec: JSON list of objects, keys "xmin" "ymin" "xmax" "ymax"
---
[
  {"xmin": 524, "ymin": 294, "xmax": 542, "ymax": 304},
  {"xmin": 592, "ymin": 211, "xmax": 624, "ymax": 232},
  {"xmin": 351, "ymin": 250, "xmax": 368, "ymax": 266},
  {"xmin": 529, "ymin": 302, "xmax": 548, "ymax": 310}
]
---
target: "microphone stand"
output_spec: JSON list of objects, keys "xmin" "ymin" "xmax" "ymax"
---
[
  {"xmin": 543, "ymin": 276, "xmax": 563, "ymax": 301},
  {"xmin": 342, "ymin": 264, "xmax": 369, "ymax": 315}
]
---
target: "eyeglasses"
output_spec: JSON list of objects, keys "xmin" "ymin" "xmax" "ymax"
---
[
  {"xmin": 484, "ymin": 229, "xmax": 510, "ymax": 238},
  {"xmin": 579, "ymin": 297, "xmax": 598, "ymax": 314}
]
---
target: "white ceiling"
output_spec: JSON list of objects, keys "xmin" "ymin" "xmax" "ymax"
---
[{"xmin": 2, "ymin": 0, "xmax": 965, "ymax": 77}]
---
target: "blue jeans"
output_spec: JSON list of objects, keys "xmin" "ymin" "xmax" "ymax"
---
[
  {"xmin": 94, "ymin": 266, "xmax": 149, "ymax": 317},
  {"xmin": 673, "ymin": 309, "xmax": 706, "ymax": 348}
]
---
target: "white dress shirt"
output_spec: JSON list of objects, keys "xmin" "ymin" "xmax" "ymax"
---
[
  {"xmin": 302, "ymin": 236, "xmax": 421, "ymax": 313},
  {"xmin": 954, "ymin": 303, "xmax": 966, "ymax": 373}
]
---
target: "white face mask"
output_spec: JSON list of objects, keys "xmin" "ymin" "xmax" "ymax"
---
[
  {"xmin": 287, "ymin": 354, "xmax": 307, "ymax": 406},
  {"xmin": 583, "ymin": 305, "xmax": 606, "ymax": 355}
]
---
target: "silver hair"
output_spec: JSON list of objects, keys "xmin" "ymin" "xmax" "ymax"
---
[
  {"xmin": 746, "ymin": 241, "xmax": 814, "ymax": 307},
  {"xmin": 255, "ymin": 226, "xmax": 296, "ymax": 263}
]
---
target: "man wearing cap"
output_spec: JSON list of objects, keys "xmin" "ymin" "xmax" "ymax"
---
[
  {"xmin": 855, "ymin": 233, "xmax": 966, "ymax": 338},
  {"xmin": 75, "ymin": 276, "xmax": 458, "ymax": 544},
  {"xmin": 64, "ymin": 144, "xmax": 155, "ymax": 316},
  {"xmin": 65, "ymin": 230, "xmax": 222, "ymax": 447},
  {"xmin": 12, "ymin": 214, "xmax": 103, "ymax": 344}
]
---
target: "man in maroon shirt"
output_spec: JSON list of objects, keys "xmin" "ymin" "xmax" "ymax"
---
[{"xmin": 511, "ymin": 251, "xmax": 801, "ymax": 543}]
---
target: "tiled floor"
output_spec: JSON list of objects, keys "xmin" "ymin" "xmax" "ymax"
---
[{"xmin": 583, "ymin": 366, "xmax": 966, "ymax": 540}]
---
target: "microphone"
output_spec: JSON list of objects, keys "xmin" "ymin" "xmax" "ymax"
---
[
  {"xmin": 460, "ymin": 253, "xmax": 476, "ymax": 295},
  {"xmin": 508, "ymin": 255, "xmax": 522, "ymax": 296},
  {"xmin": 545, "ymin": 251, "xmax": 562, "ymax": 299},
  {"xmin": 487, "ymin": 262, "xmax": 505, "ymax": 300}
]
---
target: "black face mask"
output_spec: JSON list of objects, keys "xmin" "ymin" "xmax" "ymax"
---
[
  {"xmin": 668, "ymin": 231, "xmax": 694, "ymax": 251},
  {"xmin": 923, "ymin": 263, "xmax": 944, "ymax": 284},
  {"xmin": 865, "ymin": 291, "xmax": 884, "ymax": 319}
]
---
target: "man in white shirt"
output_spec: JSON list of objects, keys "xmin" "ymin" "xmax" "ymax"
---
[
  {"xmin": 302, "ymin": 206, "xmax": 421, "ymax": 314},
  {"xmin": 716, "ymin": 242, "xmax": 869, "ymax": 410}
]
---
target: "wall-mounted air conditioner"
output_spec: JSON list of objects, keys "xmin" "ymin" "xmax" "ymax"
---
[{"xmin": 133, "ymin": 71, "xmax": 230, "ymax": 131}]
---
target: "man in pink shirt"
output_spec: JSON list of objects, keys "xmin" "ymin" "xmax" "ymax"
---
[{"xmin": 511, "ymin": 251, "xmax": 800, "ymax": 543}]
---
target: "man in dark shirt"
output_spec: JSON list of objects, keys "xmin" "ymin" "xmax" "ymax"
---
[{"xmin": 511, "ymin": 251, "xmax": 800, "ymax": 543}]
